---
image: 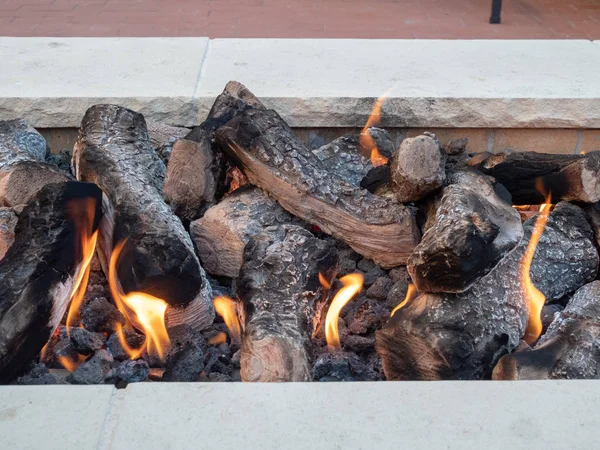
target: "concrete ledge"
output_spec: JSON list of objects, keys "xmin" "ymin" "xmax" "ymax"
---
[
  {"xmin": 1, "ymin": 382, "xmax": 599, "ymax": 449},
  {"xmin": 1, "ymin": 38, "xmax": 600, "ymax": 128}
]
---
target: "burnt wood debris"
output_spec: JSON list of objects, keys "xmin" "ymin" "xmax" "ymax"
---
[{"xmin": 2, "ymin": 80, "xmax": 600, "ymax": 384}]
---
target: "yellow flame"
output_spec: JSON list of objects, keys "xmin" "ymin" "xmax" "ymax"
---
[
  {"xmin": 391, "ymin": 284, "xmax": 417, "ymax": 317},
  {"xmin": 213, "ymin": 296, "xmax": 241, "ymax": 345},
  {"xmin": 208, "ymin": 331, "xmax": 227, "ymax": 346},
  {"xmin": 58, "ymin": 354, "xmax": 86, "ymax": 373},
  {"xmin": 521, "ymin": 199, "xmax": 552, "ymax": 345},
  {"xmin": 359, "ymin": 90, "xmax": 392, "ymax": 167},
  {"xmin": 65, "ymin": 198, "xmax": 99, "ymax": 333},
  {"xmin": 325, "ymin": 273, "xmax": 364, "ymax": 351},
  {"xmin": 109, "ymin": 240, "xmax": 171, "ymax": 360},
  {"xmin": 114, "ymin": 323, "xmax": 145, "ymax": 360}
]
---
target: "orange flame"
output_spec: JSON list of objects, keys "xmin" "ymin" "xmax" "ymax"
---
[
  {"xmin": 114, "ymin": 323, "xmax": 145, "ymax": 360},
  {"xmin": 360, "ymin": 90, "xmax": 392, "ymax": 167},
  {"xmin": 391, "ymin": 284, "xmax": 417, "ymax": 317},
  {"xmin": 208, "ymin": 331, "xmax": 227, "ymax": 346},
  {"xmin": 520, "ymin": 199, "xmax": 552, "ymax": 345},
  {"xmin": 109, "ymin": 240, "xmax": 171, "ymax": 360},
  {"xmin": 213, "ymin": 296, "xmax": 241, "ymax": 345},
  {"xmin": 325, "ymin": 273, "xmax": 364, "ymax": 351},
  {"xmin": 65, "ymin": 198, "xmax": 99, "ymax": 332},
  {"xmin": 58, "ymin": 354, "xmax": 86, "ymax": 373}
]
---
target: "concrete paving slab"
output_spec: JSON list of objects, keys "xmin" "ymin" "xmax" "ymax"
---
[
  {"xmin": 197, "ymin": 39, "xmax": 600, "ymax": 128},
  {"xmin": 0, "ymin": 385, "xmax": 116, "ymax": 450},
  {"xmin": 109, "ymin": 381, "xmax": 600, "ymax": 450},
  {"xmin": 0, "ymin": 37, "xmax": 209, "ymax": 127}
]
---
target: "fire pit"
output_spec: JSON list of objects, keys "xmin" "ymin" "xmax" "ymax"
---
[{"xmin": 1, "ymin": 78, "xmax": 599, "ymax": 385}]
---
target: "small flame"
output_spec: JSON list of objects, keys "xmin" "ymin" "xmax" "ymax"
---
[
  {"xmin": 391, "ymin": 284, "xmax": 417, "ymax": 317},
  {"xmin": 114, "ymin": 323, "xmax": 145, "ymax": 360},
  {"xmin": 360, "ymin": 90, "xmax": 392, "ymax": 167},
  {"xmin": 65, "ymin": 198, "xmax": 99, "ymax": 332},
  {"xmin": 213, "ymin": 296, "xmax": 241, "ymax": 345},
  {"xmin": 109, "ymin": 240, "xmax": 171, "ymax": 360},
  {"xmin": 318, "ymin": 272, "xmax": 332, "ymax": 290},
  {"xmin": 58, "ymin": 354, "xmax": 86, "ymax": 373},
  {"xmin": 580, "ymin": 150, "xmax": 586, "ymax": 155},
  {"xmin": 208, "ymin": 331, "xmax": 227, "ymax": 345},
  {"xmin": 520, "ymin": 198, "xmax": 552, "ymax": 345},
  {"xmin": 325, "ymin": 273, "xmax": 363, "ymax": 351}
]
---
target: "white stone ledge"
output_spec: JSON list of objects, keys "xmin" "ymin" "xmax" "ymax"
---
[
  {"xmin": 1, "ymin": 38, "xmax": 599, "ymax": 129},
  {"xmin": 1, "ymin": 382, "xmax": 599, "ymax": 449}
]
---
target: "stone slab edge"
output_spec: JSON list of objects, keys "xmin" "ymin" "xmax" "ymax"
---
[{"xmin": 1, "ymin": 38, "xmax": 600, "ymax": 128}]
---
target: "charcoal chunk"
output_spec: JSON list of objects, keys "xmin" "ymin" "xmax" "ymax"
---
[
  {"xmin": 69, "ymin": 328, "xmax": 107, "ymax": 355},
  {"xmin": 366, "ymin": 277, "xmax": 393, "ymax": 300},
  {"xmin": 106, "ymin": 329, "xmax": 145, "ymax": 361},
  {"xmin": 105, "ymin": 360, "xmax": 149, "ymax": 384},
  {"xmin": 15, "ymin": 363, "xmax": 62, "ymax": 385},
  {"xmin": 68, "ymin": 350, "xmax": 115, "ymax": 385},
  {"xmin": 162, "ymin": 342, "xmax": 204, "ymax": 382},
  {"xmin": 81, "ymin": 296, "xmax": 126, "ymax": 332}
]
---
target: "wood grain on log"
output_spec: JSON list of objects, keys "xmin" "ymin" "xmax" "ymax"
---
[
  {"xmin": 390, "ymin": 132, "xmax": 447, "ymax": 202},
  {"xmin": 470, "ymin": 151, "xmax": 600, "ymax": 204},
  {"xmin": 0, "ymin": 207, "xmax": 17, "ymax": 260},
  {"xmin": 493, "ymin": 280, "xmax": 600, "ymax": 380},
  {"xmin": 375, "ymin": 202, "xmax": 598, "ymax": 380},
  {"xmin": 164, "ymin": 138, "xmax": 219, "ymax": 221},
  {"xmin": 238, "ymin": 225, "xmax": 337, "ymax": 382},
  {"xmin": 190, "ymin": 186, "xmax": 298, "ymax": 278},
  {"xmin": 214, "ymin": 82, "xmax": 420, "ymax": 267},
  {"xmin": 73, "ymin": 104, "xmax": 214, "ymax": 331},
  {"xmin": 0, "ymin": 119, "xmax": 71, "ymax": 207},
  {"xmin": 0, "ymin": 182, "xmax": 102, "ymax": 383},
  {"xmin": 407, "ymin": 170, "xmax": 523, "ymax": 293}
]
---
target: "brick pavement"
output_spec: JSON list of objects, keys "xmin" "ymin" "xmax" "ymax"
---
[{"xmin": 0, "ymin": 0, "xmax": 599, "ymax": 38}]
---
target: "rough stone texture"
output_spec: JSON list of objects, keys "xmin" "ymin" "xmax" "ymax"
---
[
  {"xmin": 0, "ymin": 207, "xmax": 17, "ymax": 260},
  {"xmin": 162, "ymin": 342, "xmax": 204, "ymax": 382},
  {"xmin": 407, "ymin": 170, "xmax": 524, "ymax": 293},
  {"xmin": 69, "ymin": 328, "xmax": 107, "ymax": 355},
  {"xmin": 390, "ymin": 132, "xmax": 447, "ymax": 202},
  {"xmin": 105, "ymin": 360, "xmax": 149, "ymax": 384},
  {"xmin": 15, "ymin": 363, "xmax": 62, "ymax": 385},
  {"xmin": 106, "ymin": 330, "xmax": 146, "ymax": 362}
]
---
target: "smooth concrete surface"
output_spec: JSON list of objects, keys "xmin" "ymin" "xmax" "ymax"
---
[
  {"xmin": 1, "ymin": 38, "xmax": 599, "ymax": 128},
  {"xmin": 1, "ymin": 382, "xmax": 598, "ymax": 449},
  {"xmin": 0, "ymin": 385, "xmax": 116, "ymax": 450}
]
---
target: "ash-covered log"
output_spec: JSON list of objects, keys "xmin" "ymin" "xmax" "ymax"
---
[
  {"xmin": 390, "ymin": 132, "xmax": 447, "ymax": 202},
  {"xmin": 0, "ymin": 181, "xmax": 102, "ymax": 383},
  {"xmin": 470, "ymin": 151, "xmax": 600, "ymax": 204},
  {"xmin": 0, "ymin": 119, "xmax": 71, "ymax": 207},
  {"xmin": 493, "ymin": 281, "xmax": 600, "ymax": 380},
  {"xmin": 238, "ymin": 225, "xmax": 338, "ymax": 382},
  {"xmin": 190, "ymin": 186, "xmax": 298, "ymax": 278},
  {"xmin": 408, "ymin": 170, "xmax": 523, "ymax": 293},
  {"xmin": 73, "ymin": 104, "xmax": 214, "ymax": 331},
  {"xmin": 0, "ymin": 207, "xmax": 17, "ymax": 260},
  {"xmin": 214, "ymin": 82, "xmax": 420, "ymax": 267},
  {"xmin": 375, "ymin": 202, "xmax": 598, "ymax": 380},
  {"xmin": 163, "ymin": 139, "xmax": 220, "ymax": 221}
]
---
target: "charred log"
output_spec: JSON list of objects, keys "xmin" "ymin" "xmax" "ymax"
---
[
  {"xmin": 0, "ymin": 207, "xmax": 17, "ymax": 260},
  {"xmin": 73, "ymin": 104, "xmax": 214, "ymax": 331},
  {"xmin": 407, "ymin": 170, "xmax": 523, "ymax": 293},
  {"xmin": 190, "ymin": 186, "xmax": 299, "ymax": 278},
  {"xmin": 470, "ymin": 151, "xmax": 600, "ymax": 204},
  {"xmin": 237, "ymin": 225, "xmax": 338, "ymax": 382},
  {"xmin": 214, "ymin": 82, "xmax": 420, "ymax": 267},
  {"xmin": 164, "ymin": 139, "xmax": 220, "ymax": 221},
  {"xmin": 145, "ymin": 120, "xmax": 189, "ymax": 165},
  {"xmin": 390, "ymin": 132, "xmax": 447, "ymax": 202},
  {"xmin": 0, "ymin": 181, "xmax": 102, "ymax": 383},
  {"xmin": 493, "ymin": 281, "xmax": 600, "ymax": 380},
  {"xmin": 375, "ymin": 202, "xmax": 598, "ymax": 380},
  {"xmin": 0, "ymin": 119, "xmax": 71, "ymax": 207}
]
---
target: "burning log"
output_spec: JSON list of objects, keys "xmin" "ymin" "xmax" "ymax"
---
[
  {"xmin": 73, "ymin": 104, "xmax": 215, "ymax": 331},
  {"xmin": 311, "ymin": 128, "xmax": 394, "ymax": 187},
  {"xmin": 0, "ymin": 181, "xmax": 102, "ymax": 382},
  {"xmin": 407, "ymin": 170, "xmax": 523, "ymax": 293},
  {"xmin": 238, "ymin": 225, "xmax": 338, "ymax": 382},
  {"xmin": 390, "ymin": 133, "xmax": 447, "ymax": 202},
  {"xmin": 0, "ymin": 119, "xmax": 71, "ymax": 207},
  {"xmin": 470, "ymin": 151, "xmax": 600, "ymax": 204},
  {"xmin": 163, "ymin": 139, "xmax": 220, "ymax": 221},
  {"xmin": 375, "ymin": 202, "xmax": 598, "ymax": 380},
  {"xmin": 190, "ymin": 186, "xmax": 297, "ymax": 278},
  {"xmin": 214, "ymin": 82, "xmax": 420, "ymax": 267},
  {"xmin": 493, "ymin": 281, "xmax": 600, "ymax": 380}
]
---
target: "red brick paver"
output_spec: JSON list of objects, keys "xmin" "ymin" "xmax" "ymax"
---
[{"xmin": 0, "ymin": 0, "xmax": 599, "ymax": 39}]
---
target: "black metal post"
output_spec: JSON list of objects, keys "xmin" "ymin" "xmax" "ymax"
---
[{"xmin": 490, "ymin": 0, "xmax": 502, "ymax": 24}]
